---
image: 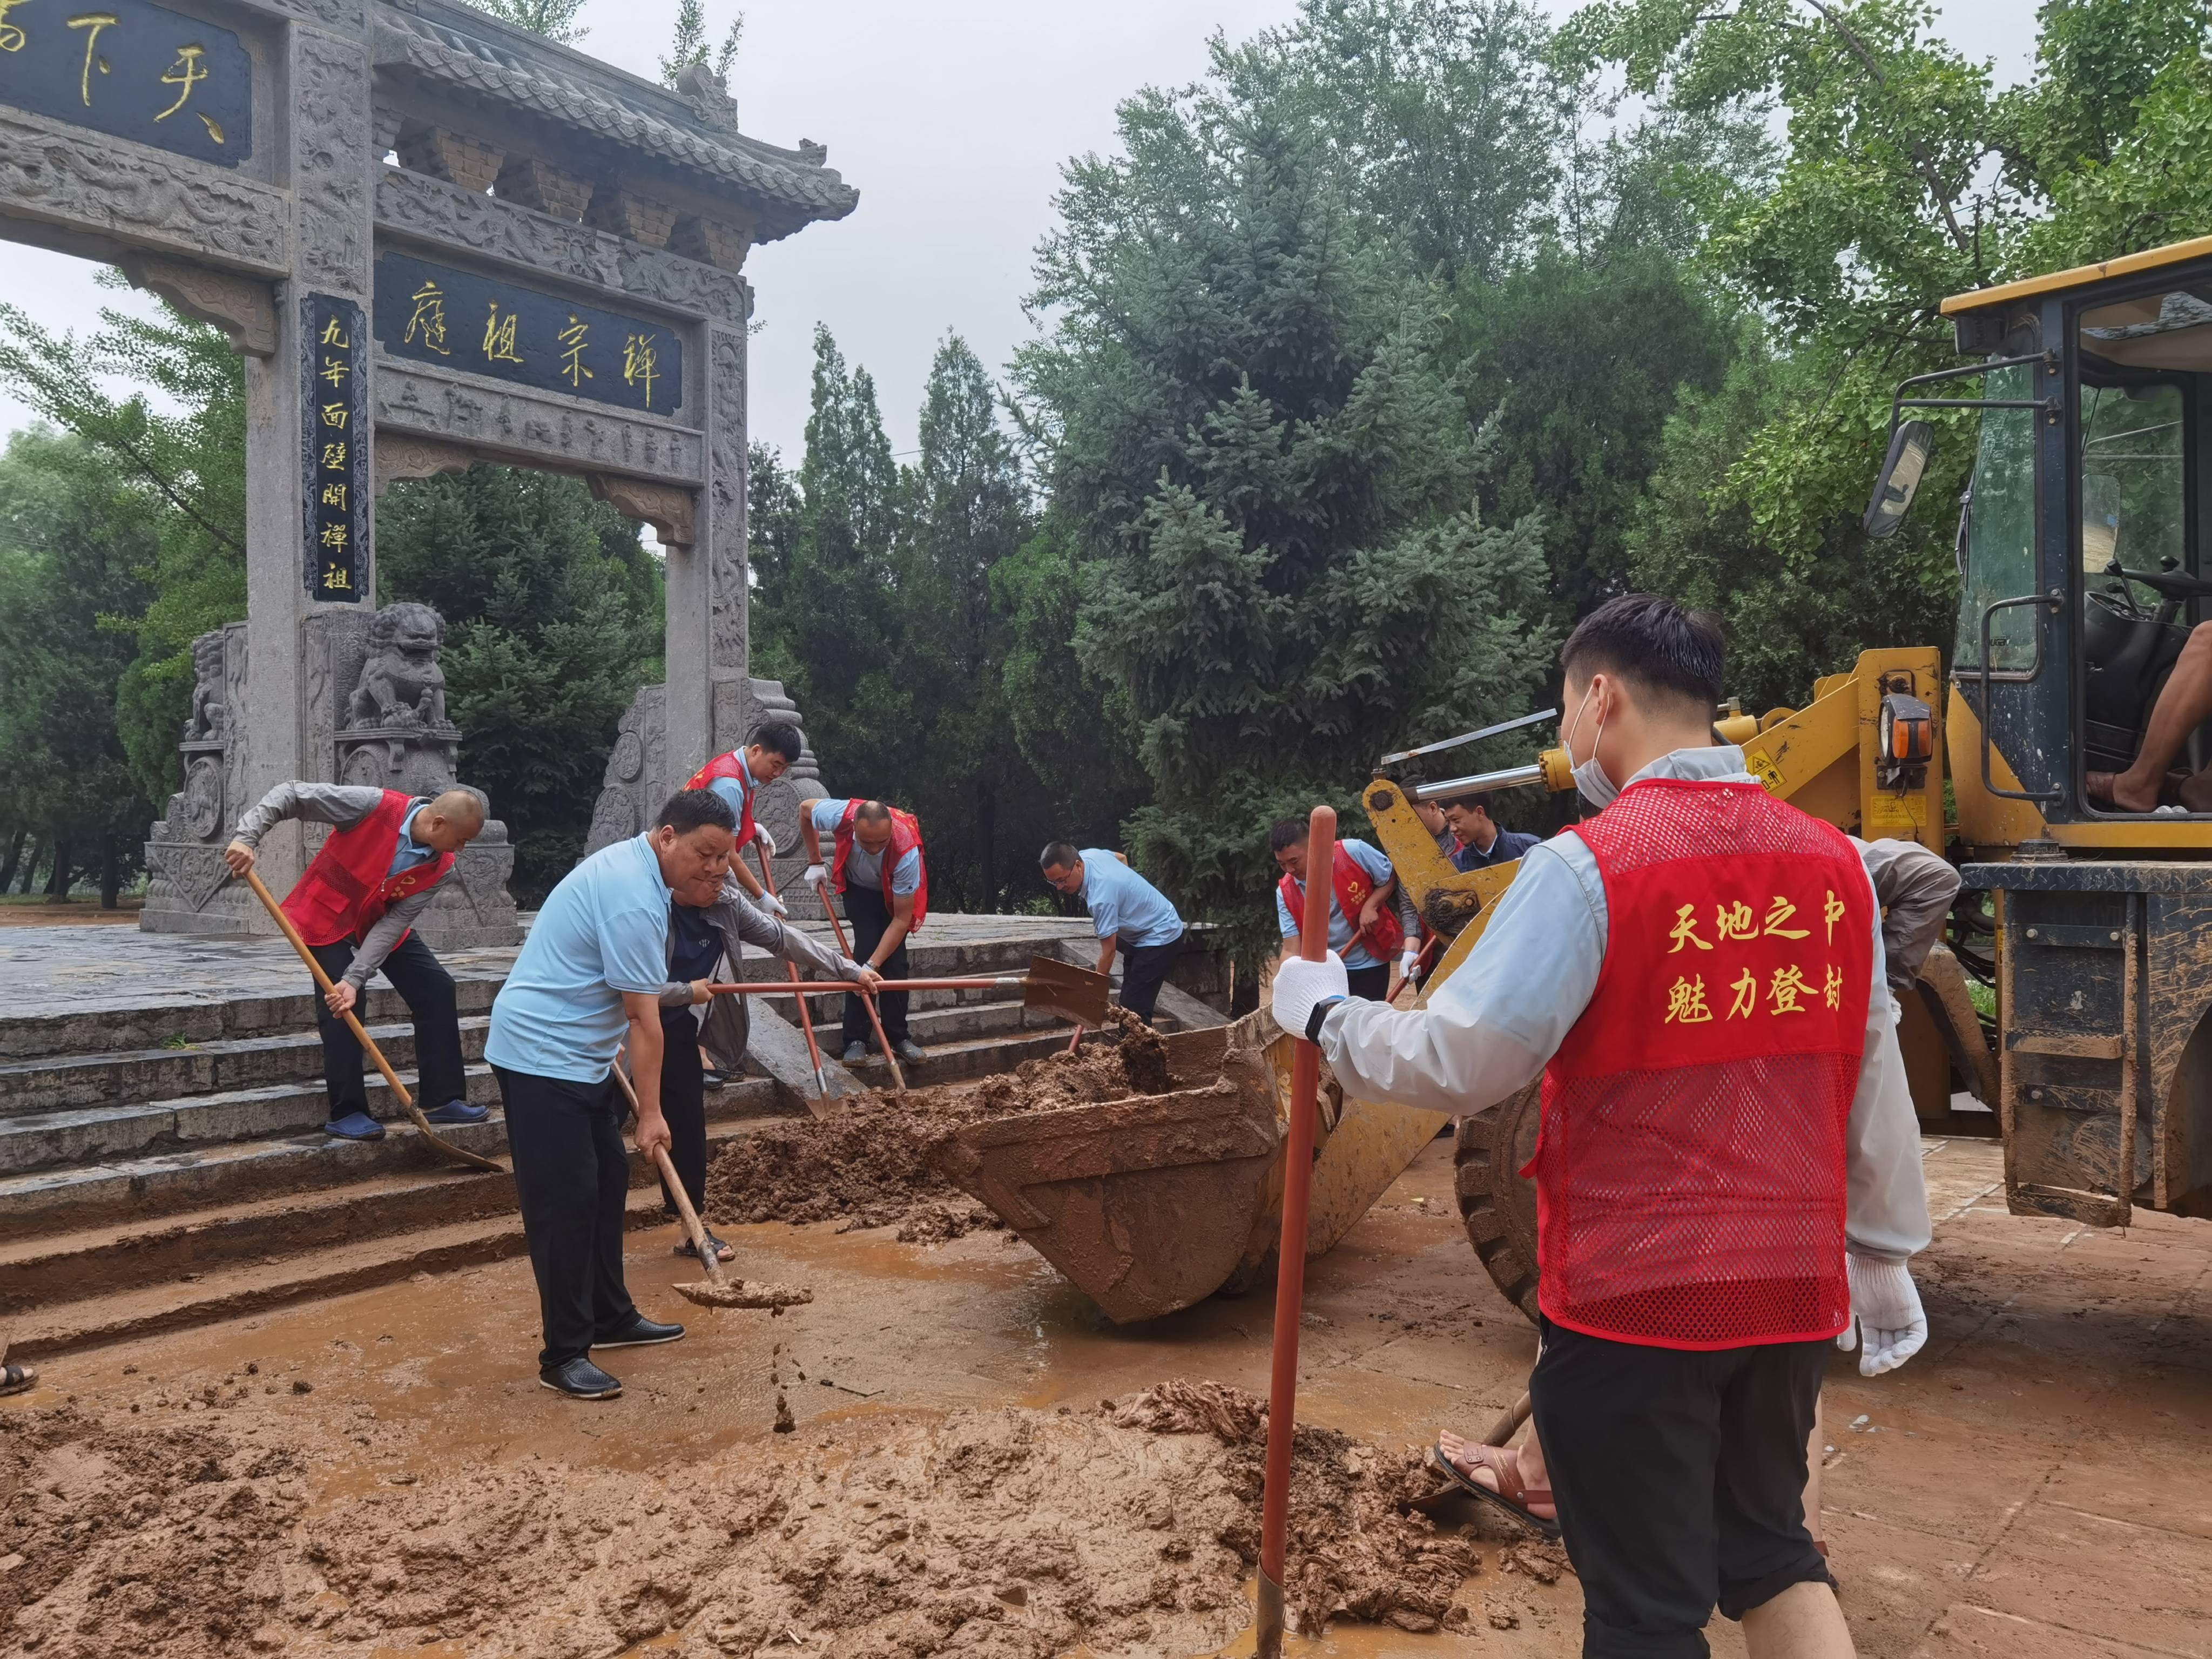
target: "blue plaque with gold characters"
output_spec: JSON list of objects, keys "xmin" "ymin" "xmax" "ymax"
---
[
  {"xmin": 373, "ymin": 252, "xmax": 685, "ymax": 418},
  {"xmin": 0, "ymin": 0, "xmax": 251, "ymax": 166},
  {"xmin": 302, "ymin": 294, "xmax": 367, "ymax": 603}
]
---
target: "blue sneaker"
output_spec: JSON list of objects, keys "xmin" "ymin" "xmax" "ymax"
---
[
  {"xmin": 422, "ymin": 1099, "xmax": 490, "ymax": 1126},
  {"xmin": 325, "ymin": 1110, "xmax": 385, "ymax": 1141}
]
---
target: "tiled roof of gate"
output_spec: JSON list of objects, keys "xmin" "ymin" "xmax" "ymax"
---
[{"xmin": 374, "ymin": 2, "xmax": 858, "ymax": 235}]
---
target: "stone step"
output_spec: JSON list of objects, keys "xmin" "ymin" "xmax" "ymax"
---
[
  {"xmin": 2, "ymin": 1164, "xmax": 771, "ymax": 1361},
  {"xmin": 841, "ymin": 1027, "xmax": 1085, "ymax": 1087},
  {"xmin": 0, "ymin": 1067, "xmax": 788, "ymax": 1241},
  {"xmin": 0, "ymin": 1015, "xmax": 495, "ymax": 1116},
  {"xmin": 0, "ymin": 1113, "xmax": 796, "ymax": 1337}
]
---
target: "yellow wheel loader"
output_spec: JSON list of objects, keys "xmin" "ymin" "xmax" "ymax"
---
[{"xmin": 1362, "ymin": 234, "xmax": 2212, "ymax": 1317}]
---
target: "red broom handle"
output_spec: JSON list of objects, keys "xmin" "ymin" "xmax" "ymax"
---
[{"xmin": 1256, "ymin": 805, "xmax": 1335, "ymax": 1654}]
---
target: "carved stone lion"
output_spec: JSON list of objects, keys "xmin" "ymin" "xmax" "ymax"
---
[
  {"xmin": 182, "ymin": 630, "xmax": 227, "ymax": 740},
  {"xmin": 348, "ymin": 602, "xmax": 451, "ymax": 730}
]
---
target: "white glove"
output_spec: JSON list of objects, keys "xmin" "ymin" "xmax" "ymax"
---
[
  {"xmin": 755, "ymin": 825, "xmax": 778, "ymax": 858},
  {"xmin": 1397, "ymin": 948, "xmax": 1420, "ymax": 981},
  {"xmin": 802, "ymin": 862, "xmax": 828, "ymax": 891},
  {"xmin": 759, "ymin": 891, "xmax": 788, "ymax": 919},
  {"xmin": 1838, "ymin": 1256, "xmax": 1926, "ymax": 1376},
  {"xmin": 1271, "ymin": 954, "xmax": 1350, "ymax": 1041}
]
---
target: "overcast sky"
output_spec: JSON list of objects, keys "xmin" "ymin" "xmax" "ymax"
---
[{"xmin": 0, "ymin": 0, "xmax": 2034, "ymax": 464}]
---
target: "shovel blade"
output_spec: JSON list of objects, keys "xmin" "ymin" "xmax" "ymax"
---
[
  {"xmin": 673, "ymin": 1277, "xmax": 814, "ymax": 1310},
  {"xmin": 1021, "ymin": 954, "xmax": 1112, "ymax": 1028}
]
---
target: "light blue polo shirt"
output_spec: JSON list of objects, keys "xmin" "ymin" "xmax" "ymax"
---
[
  {"xmin": 485, "ymin": 834, "xmax": 673, "ymax": 1083},
  {"xmin": 1275, "ymin": 838, "xmax": 1395, "ymax": 969},
  {"xmin": 1078, "ymin": 849, "xmax": 1183, "ymax": 948},
  {"xmin": 811, "ymin": 800, "xmax": 921, "ymax": 894},
  {"xmin": 704, "ymin": 752, "xmax": 756, "ymax": 826}
]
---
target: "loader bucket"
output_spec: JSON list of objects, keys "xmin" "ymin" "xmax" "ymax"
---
[{"xmin": 932, "ymin": 1042, "xmax": 1282, "ymax": 1323}]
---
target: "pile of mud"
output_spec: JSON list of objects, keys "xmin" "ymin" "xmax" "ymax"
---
[
  {"xmin": 702, "ymin": 1011, "xmax": 1186, "ymax": 1243},
  {"xmin": 2, "ymin": 1379, "xmax": 1490, "ymax": 1657}
]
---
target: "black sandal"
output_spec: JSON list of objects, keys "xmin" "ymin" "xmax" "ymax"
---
[
  {"xmin": 1, "ymin": 1361, "xmax": 36, "ymax": 1397},
  {"xmin": 674, "ymin": 1232, "xmax": 733, "ymax": 1263}
]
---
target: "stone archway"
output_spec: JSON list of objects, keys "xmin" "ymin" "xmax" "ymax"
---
[{"xmin": 0, "ymin": 0, "xmax": 855, "ymax": 941}]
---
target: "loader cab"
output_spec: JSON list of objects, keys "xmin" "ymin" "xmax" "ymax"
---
[{"xmin": 1875, "ymin": 237, "xmax": 2212, "ymax": 852}]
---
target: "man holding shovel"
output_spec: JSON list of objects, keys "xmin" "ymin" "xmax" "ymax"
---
[
  {"xmin": 1273, "ymin": 596, "xmax": 1928, "ymax": 1659},
  {"xmin": 484, "ymin": 788, "xmax": 737, "ymax": 1401},
  {"xmin": 684, "ymin": 720, "xmax": 803, "ymax": 913},
  {"xmin": 656, "ymin": 875, "xmax": 879, "ymax": 1263},
  {"xmin": 223, "ymin": 783, "xmax": 489, "ymax": 1141},
  {"xmin": 797, "ymin": 797, "xmax": 928, "ymax": 1069}
]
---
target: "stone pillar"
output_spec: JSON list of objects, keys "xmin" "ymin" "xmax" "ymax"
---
[{"xmin": 234, "ymin": 11, "xmax": 379, "ymax": 922}]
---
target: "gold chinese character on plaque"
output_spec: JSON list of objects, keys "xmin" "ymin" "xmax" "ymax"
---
[
  {"xmin": 1763, "ymin": 896, "xmax": 1810, "ymax": 939},
  {"xmin": 154, "ymin": 43, "xmax": 207, "ymax": 122},
  {"xmin": 320, "ymin": 483, "xmax": 347, "ymax": 510},
  {"xmin": 1715, "ymin": 899, "xmax": 1756, "ymax": 942},
  {"xmin": 1664, "ymin": 975, "xmax": 1713, "ymax": 1026},
  {"xmin": 623, "ymin": 332, "xmax": 658, "ymax": 408},
  {"xmin": 406, "ymin": 281, "xmax": 451, "ymax": 357},
  {"xmin": 66, "ymin": 14, "xmax": 116, "ymax": 107},
  {"xmin": 320, "ymin": 316, "xmax": 350, "ymax": 349},
  {"xmin": 320, "ymin": 442, "xmax": 347, "ymax": 469},
  {"xmin": 319, "ymin": 355, "xmax": 349, "ymax": 389},
  {"xmin": 482, "ymin": 301, "xmax": 522, "ymax": 365},
  {"xmin": 558, "ymin": 315, "xmax": 592, "ymax": 387},
  {"xmin": 1768, "ymin": 965, "xmax": 1812, "ymax": 1015},
  {"xmin": 0, "ymin": 0, "xmax": 32, "ymax": 53},
  {"xmin": 1667, "ymin": 902, "xmax": 1711, "ymax": 953},
  {"xmin": 1727, "ymin": 968, "xmax": 1757, "ymax": 1020},
  {"xmin": 319, "ymin": 523, "xmax": 348, "ymax": 550},
  {"xmin": 322, "ymin": 567, "xmax": 352, "ymax": 591},
  {"xmin": 321, "ymin": 403, "xmax": 348, "ymax": 429}
]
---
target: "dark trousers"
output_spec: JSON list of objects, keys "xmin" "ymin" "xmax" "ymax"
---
[
  {"xmin": 308, "ymin": 933, "xmax": 464, "ymax": 1117},
  {"xmin": 494, "ymin": 1065, "xmax": 641, "ymax": 1370},
  {"xmin": 1345, "ymin": 962, "xmax": 1391, "ymax": 1002},
  {"xmin": 1532, "ymin": 1316, "xmax": 1832, "ymax": 1657},
  {"xmin": 1116, "ymin": 930, "xmax": 1186, "ymax": 1023},
  {"xmin": 657, "ymin": 1006, "xmax": 707, "ymax": 1221},
  {"xmin": 840, "ymin": 882, "xmax": 910, "ymax": 1048}
]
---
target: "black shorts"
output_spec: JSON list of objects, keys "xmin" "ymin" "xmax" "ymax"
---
[{"xmin": 1532, "ymin": 1315, "xmax": 1833, "ymax": 1657}]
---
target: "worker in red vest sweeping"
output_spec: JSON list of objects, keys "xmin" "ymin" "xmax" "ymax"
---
[
  {"xmin": 681, "ymin": 720, "xmax": 803, "ymax": 914},
  {"xmin": 797, "ymin": 797, "xmax": 928, "ymax": 1068},
  {"xmin": 1273, "ymin": 596, "xmax": 1927, "ymax": 1659},
  {"xmin": 1270, "ymin": 818, "xmax": 1418, "ymax": 1001},
  {"xmin": 224, "ymin": 784, "xmax": 490, "ymax": 1141}
]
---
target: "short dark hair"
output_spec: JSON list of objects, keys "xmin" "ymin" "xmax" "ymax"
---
[
  {"xmin": 852, "ymin": 800, "xmax": 893, "ymax": 826},
  {"xmin": 1040, "ymin": 841, "xmax": 1080, "ymax": 871},
  {"xmin": 1267, "ymin": 817, "xmax": 1307, "ymax": 854},
  {"xmin": 1560, "ymin": 594, "xmax": 1724, "ymax": 716},
  {"xmin": 656, "ymin": 788, "xmax": 737, "ymax": 835},
  {"xmin": 1438, "ymin": 791, "xmax": 1494, "ymax": 815},
  {"xmin": 751, "ymin": 721, "xmax": 802, "ymax": 764}
]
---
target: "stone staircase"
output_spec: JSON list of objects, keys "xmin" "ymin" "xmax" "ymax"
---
[{"xmin": 0, "ymin": 920, "xmax": 1222, "ymax": 1359}]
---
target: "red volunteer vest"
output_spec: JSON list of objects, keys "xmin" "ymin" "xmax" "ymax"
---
[
  {"xmin": 1277, "ymin": 844, "xmax": 1406, "ymax": 961},
  {"xmin": 280, "ymin": 791, "xmax": 454, "ymax": 949},
  {"xmin": 831, "ymin": 802, "xmax": 929, "ymax": 930},
  {"xmin": 1526, "ymin": 778, "xmax": 1873, "ymax": 1351},
  {"xmin": 683, "ymin": 751, "xmax": 761, "ymax": 852}
]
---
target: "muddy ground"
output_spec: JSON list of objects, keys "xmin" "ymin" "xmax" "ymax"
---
[{"xmin": 3, "ymin": 1135, "xmax": 2209, "ymax": 1658}]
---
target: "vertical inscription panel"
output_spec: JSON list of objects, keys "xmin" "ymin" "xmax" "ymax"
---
[
  {"xmin": 302, "ymin": 293, "xmax": 367, "ymax": 602},
  {"xmin": 0, "ymin": 0, "xmax": 251, "ymax": 165}
]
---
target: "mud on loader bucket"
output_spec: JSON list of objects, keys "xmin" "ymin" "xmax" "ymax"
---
[{"xmin": 933, "ymin": 1014, "xmax": 1451, "ymax": 1323}]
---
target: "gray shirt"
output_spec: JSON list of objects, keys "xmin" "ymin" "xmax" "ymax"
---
[
  {"xmin": 659, "ymin": 876, "xmax": 864, "ymax": 1069},
  {"xmin": 232, "ymin": 782, "xmax": 436, "ymax": 989},
  {"xmin": 1318, "ymin": 745, "xmax": 1934, "ymax": 1263}
]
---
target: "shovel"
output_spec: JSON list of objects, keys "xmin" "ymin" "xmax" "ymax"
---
[
  {"xmin": 1256, "ymin": 804, "xmax": 1336, "ymax": 1659},
  {"xmin": 239, "ymin": 868, "xmax": 502, "ymax": 1175},
  {"xmin": 706, "ymin": 955, "xmax": 1111, "ymax": 1030},
  {"xmin": 607, "ymin": 1049, "xmax": 811, "ymax": 1312}
]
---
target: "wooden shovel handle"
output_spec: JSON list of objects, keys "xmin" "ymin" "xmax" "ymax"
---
[
  {"xmin": 610, "ymin": 1050, "xmax": 729, "ymax": 1290},
  {"xmin": 239, "ymin": 867, "xmax": 501, "ymax": 1174}
]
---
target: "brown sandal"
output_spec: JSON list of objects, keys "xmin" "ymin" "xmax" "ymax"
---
[{"xmin": 1431, "ymin": 1439, "xmax": 1561, "ymax": 1540}]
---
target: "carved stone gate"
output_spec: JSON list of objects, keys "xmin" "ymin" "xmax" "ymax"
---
[{"xmin": 0, "ymin": 0, "xmax": 854, "ymax": 941}]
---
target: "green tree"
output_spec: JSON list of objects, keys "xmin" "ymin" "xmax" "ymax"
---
[
  {"xmin": 0, "ymin": 429, "xmax": 160, "ymax": 904},
  {"xmin": 659, "ymin": 0, "xmax": 743, "ymax": 85},
  {"xmin": 461, "ymin": 0, "xmax": 588, "ymax": 44},
  {"xmin": 375, "ymin": 469, "xmax": 663, "ymax": 902},
  {"xmin": 1019, "ymin": 94, "xmax": 1557, "ymax": 954},
  {"xmin": 0, "ymin": 282, "xmax": 246, "ymax": 806}
]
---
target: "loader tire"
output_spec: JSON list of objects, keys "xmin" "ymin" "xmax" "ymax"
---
[{"xmin": 1454, "ymin": 1078, "xmax": 1542, "ymax": 1325}]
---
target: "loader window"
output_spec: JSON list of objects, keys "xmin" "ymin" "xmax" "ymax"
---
[
  {"xmin": 2080, "ymin": 382, "xmax": 2186, "ymax": 594},
  {"xmin": 1954, "ymin": 364, "xmax": 2040, "ymax": 672}
]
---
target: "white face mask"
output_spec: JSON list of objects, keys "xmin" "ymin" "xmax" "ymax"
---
[{"xmin": 1563, "ymin": 683, "xmax": 1618, "ymax": 808}]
